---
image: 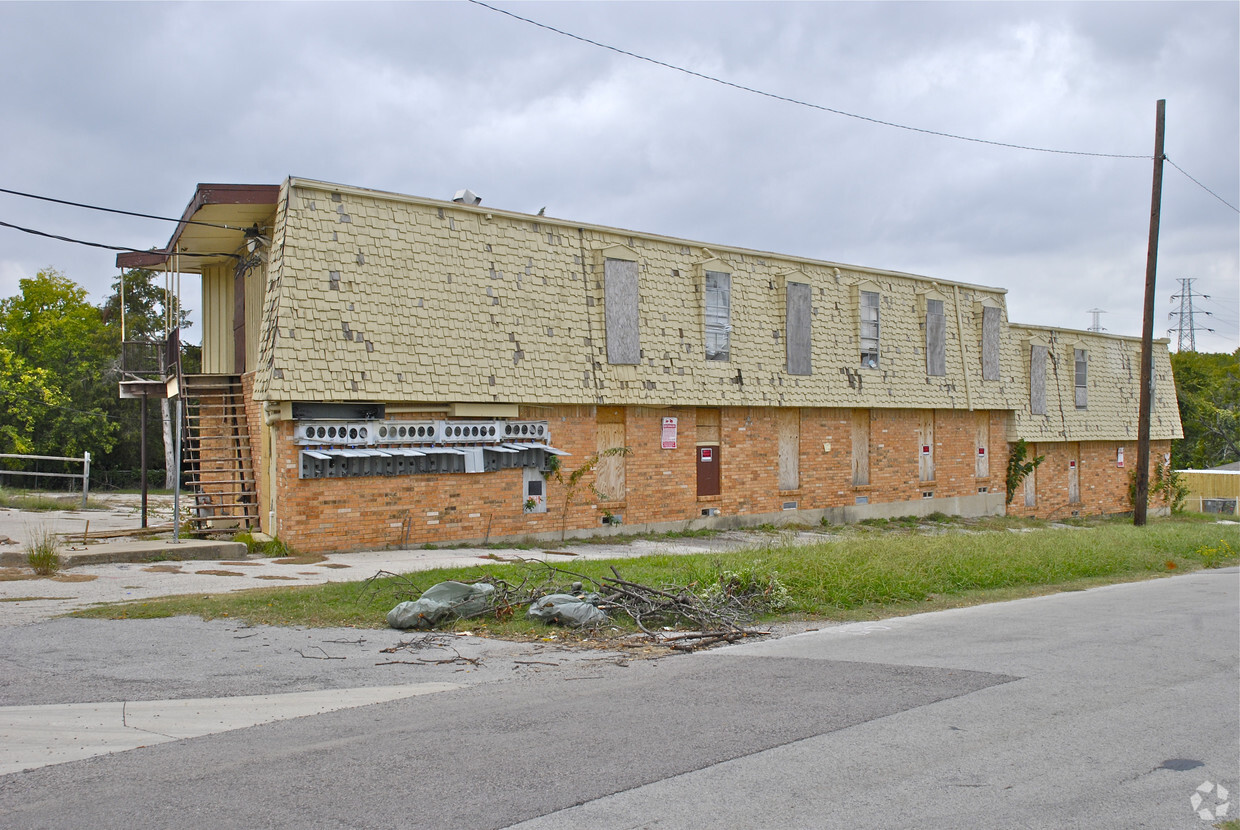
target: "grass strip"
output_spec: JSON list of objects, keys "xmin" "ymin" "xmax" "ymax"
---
[{"xmin": 69, "ymin": 518, "xmax": 1237, "ymax": 633}]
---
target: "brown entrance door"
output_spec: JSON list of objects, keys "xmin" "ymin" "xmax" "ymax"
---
[{"xmin": 697, "ymin": 445, "xmax": 720, "ymax": 497}]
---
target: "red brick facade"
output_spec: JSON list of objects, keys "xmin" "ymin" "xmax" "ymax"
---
[
  {"xmin": 265, "ymin": 404, "xmax": 1156, "ymax": 554},
  {"xmin": 1007, "ymin": 438, "xmax": 1172, "ymax": 520}
]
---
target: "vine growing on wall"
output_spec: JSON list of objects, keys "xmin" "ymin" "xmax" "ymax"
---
[
  {"xmin": 1127, "ymin": 460, "xmax": 1190, "ymax": 513},
  {"xmin": 1005, "ymin": 440, "xmax": 1045, "ymax": 505},
  {"xmin": 546, "ymin": 446, "xmax": 632, "ymax": 541}
]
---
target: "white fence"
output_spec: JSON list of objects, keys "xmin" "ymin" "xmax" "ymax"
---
[{"xmin": 0, "ymin": 452, "xmax": 91, "ymax": 509}]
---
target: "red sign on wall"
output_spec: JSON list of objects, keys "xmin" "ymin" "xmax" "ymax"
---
[{"xmin": 700, "ymin": 447, "xmax": 714, "ymax": 462}]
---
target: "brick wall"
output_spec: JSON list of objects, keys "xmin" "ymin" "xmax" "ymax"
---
[
  {"xmin": 270, "ymin": 404, "xmax": 1043, "ymax": 554},
  {"xmin": 1006, "ymin": 439, "xmax": 1172, "ymax": 519}
]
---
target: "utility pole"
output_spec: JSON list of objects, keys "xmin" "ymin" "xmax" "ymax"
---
[
  {"xmin": 1087, "ymin": 308, "xmax": 1107, "ymax": 332},
  {"xmin": 1135, "ymin": 99, "xmax": 1165, "ymax": 527},
  {"xmin": 1168, "ymin": 277, "xmax": 1214, "ymax": 352}
]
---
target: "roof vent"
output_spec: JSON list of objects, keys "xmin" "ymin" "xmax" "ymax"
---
[{"xmin": 453, "ymin": 188, "xmax": 481, "ymax": 206}]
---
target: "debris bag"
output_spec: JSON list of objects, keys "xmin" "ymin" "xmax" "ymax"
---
[
  {"xmin": 386, "ymin": 581, "xmax": 496, "ymax": 630},
  {"xmin": 527, "ymin": 593, "xmax": 608, "ymax": 627}
]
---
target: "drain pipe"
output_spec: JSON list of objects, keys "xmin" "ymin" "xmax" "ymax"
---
[{"xmin": 952, "ymin": 284, "xmax": 974, "ymax": 411}]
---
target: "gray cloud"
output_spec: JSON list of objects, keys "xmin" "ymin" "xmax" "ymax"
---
[{"xmin": 0, "ymin": 0, "xmax": 1235, "ymax": 350}]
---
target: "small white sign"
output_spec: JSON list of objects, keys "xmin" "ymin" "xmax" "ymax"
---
[{"xmin": 662, "ymin": 417, "xmax": 678, "ymax": 449}]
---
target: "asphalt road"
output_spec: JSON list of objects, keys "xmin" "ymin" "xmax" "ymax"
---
[{"xmin": 0, "ymin": 569, "xmax": 1235, "ymax": 829}]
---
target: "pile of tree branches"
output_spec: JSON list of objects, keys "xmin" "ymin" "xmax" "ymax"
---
[{"xmin": 363, "ymin": 559, "xmax": 777, "ymax": 651}]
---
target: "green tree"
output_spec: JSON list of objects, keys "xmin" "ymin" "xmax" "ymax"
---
[
  {"xmin": 0, "ymin": 345, "xmax": 67, "ymax": 455},
  {"xmin": 1169, "ymin": 350, "xmax": 1240, "ymax": 469},
  {"xmin": 0, "ymin": 269, "xmax": 118, "ymax": 459}
]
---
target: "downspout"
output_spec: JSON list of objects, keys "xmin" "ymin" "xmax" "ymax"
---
[
  {"xmin": 952, "ymin": 284, "xmax": 974, "ymax": 411},
  {"xmin": 264, "ymin": 184, "xmax": 293, "ymax": 537},
  {"xmin": 577, "ymin": 227, "xmax": 601, "ymax": 399}
]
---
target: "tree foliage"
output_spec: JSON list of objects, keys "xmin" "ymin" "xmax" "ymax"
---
[
  {"xmin": 1169, "ymin": 350, "xmax": 1240, "ymax": 470},
  {"xmin": 1005, "ymin": 439, "xmax": 1044, "ymax": 505},
  {"xmin": 0, "ymin": 267, "xmax": 198, "ymax": 482},
  {"xmin": 0, "ymin": 269, "xmax": 118, "ymax": 458}
]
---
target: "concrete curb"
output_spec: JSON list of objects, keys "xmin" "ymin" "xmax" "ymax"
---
[{"xmin": 0, "ymin": 539, "xmax": 247, "ymax": 569}]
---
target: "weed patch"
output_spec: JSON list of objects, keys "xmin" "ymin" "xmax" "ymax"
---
[
  {"xmin": 25, "ymin": 527, "xmax": 62, "ymax": 575},
  {"xmin": 70, "ymin": 518, "xmax": 1237, "ymax": 632}
]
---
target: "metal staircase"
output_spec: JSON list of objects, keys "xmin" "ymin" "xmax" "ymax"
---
[{"xmin": 181, "ymin": 374, "xmax": 259, "ymax": 533}]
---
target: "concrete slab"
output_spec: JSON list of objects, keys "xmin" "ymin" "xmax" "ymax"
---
[
  {"xmin": 0, "ymin": 683, "xmax": 462, "ymax": 775},
  {"xmin": 0, "ymin": 538, "xmax": 246, "ymax": 568}
]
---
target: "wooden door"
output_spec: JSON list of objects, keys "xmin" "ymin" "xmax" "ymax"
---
[{"xmin": 697, "ymin": 445, "xmax": 720, "ymax": 497}]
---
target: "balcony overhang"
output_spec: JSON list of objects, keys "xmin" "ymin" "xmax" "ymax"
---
[{"xmin": 116, "ymin": 183, "xmax": 280, "ymax": 274}]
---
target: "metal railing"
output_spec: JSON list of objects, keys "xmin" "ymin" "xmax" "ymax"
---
[{"xmin": 0, "ymin": 452, "xmax": 91, "ymax": 508}]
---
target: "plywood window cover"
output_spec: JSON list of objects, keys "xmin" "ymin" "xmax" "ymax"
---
[
  {"xmin": 923, "ymin": 294, "xmax": 947, "ymax": 377},
  {"xmin": 603, "ymin": 257, "xmax": 641, "ymax": 364},
  {"xmin": 785, "ymin": 279, "xmax": 812, "ymax": 376}
]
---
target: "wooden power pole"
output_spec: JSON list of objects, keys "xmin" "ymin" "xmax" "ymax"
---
[{"xmin": 1135, "ymin": 99, "xmax": 1166, "ymax": 526}]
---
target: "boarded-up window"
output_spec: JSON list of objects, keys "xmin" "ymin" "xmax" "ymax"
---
[
  {"xmin": 1030, "ymin": 345, "xmax": 1047, "ymax": 415},
  {"xmin": 704, "ymin": 271, "xmax": 730, "ymax": 361},
  {"xmin": 975, "ymin": 412, "xmax": 990, "ymax": 479},
  {"xmin": 786, "ymin": 282, "xmax": 811, "ymax": 376},
  {"xmin": 697, "ymin": 408, "xmax": 721, "ymax": 444},
  {"xmin": 778, "ymin": 409, "xmax": 800, "ymax": 491},
  {"xmin": 1074, "ymin": 349, "xmax": 1088, "ymax": 409},
  {"xmin": 1068, "ymin": 445, "xmax": 1081, "ymax": 504},
  {"xmin": 860, "ymin": 291, "xmax": 880, "ymax": 368},
  {"xmin": 595, "ymin": 406, "xmax": 626, "ymax": 502},
  {"xmin": 851, "ymin": 409, "xmax": 870, "ymax": 486},
  {"xmin": 981, "ymin": 305, "xmax": 1000, "ymax": 380},
  {"xmin": 1023, "ymin": 446, "xmax": 1037, "ymax": 508},
  {"xmin": 604, "ymin": 258, "xmax": 640, "ymax": 364},
  {"xmin": 926, "ymin": 299, "xmax": 946, "ymax": 376},
  {"xmin": 917, "ymin": 411, "xmax": 935, "ymax": 483}
]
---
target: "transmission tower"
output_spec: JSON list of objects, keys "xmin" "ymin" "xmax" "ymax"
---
[
  {"xmin": 1087, "ymin": 308, "xmax": 1107, "ymax": 332},
  {"xmin": 1168, "ymin": 278, "xmax": 1214, "ymax": 352}
]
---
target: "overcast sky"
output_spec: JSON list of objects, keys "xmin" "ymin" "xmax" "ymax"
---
[{"xmin": 1, "ymin": 1, "xmax": 1236, "ymax": 352}]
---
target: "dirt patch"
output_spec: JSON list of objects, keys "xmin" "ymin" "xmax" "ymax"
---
[
  {"xmin": 273, "ymin": 554, "xmax": 328, "ymax": 566},
  {"xmin": 318, "ymin": 563, "xmax": 350, "ymax": 569},
  {"xmin": 194, "ymin": 569, "xmax": 245, "ymax": 577},
  {"xmin": 253, "ymin": 574, "xmax": 298, "ymax": 581},
  {"xmin": 0, "ymin": 596, "xmax": 66, "ymax": 602},
  {"xmin": 220, "ymin": 561, "xmax": 263, "ymax": 567},
  {"xmin": 142, "ymin": 565, "xmax": 184, "ymax": 574},
  {"xmin": 0, "ymin": 568, "xmax": 97, "ymax": 583}
]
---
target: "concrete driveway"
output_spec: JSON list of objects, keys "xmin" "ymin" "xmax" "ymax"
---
[{"xmin": 0, "ymin": 566, "xmax": 1234, "ymax": 829}]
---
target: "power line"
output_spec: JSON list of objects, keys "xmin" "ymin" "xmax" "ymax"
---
[
  {"xmin": 0, "ymin": 218, "xmax": 238, "ymax": 258},
  {"xmin": 469, "ymin": 0, "xmax": 1149, "ymax": 159},
  {"xmin": 1165, "ymin": 158, "xmax": 1240, "ymax": 213},
  {"xmin": 0, "ymin": 186, "xmax": 244, "ymax": 231},
  {"xmin": 470, "ymin": 1, "xmax": 1239, "ymax": 209}
]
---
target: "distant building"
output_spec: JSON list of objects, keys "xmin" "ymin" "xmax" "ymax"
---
[{"xmin": 118, "ymin": 180, "xmax": 1183, "ymax": 553}]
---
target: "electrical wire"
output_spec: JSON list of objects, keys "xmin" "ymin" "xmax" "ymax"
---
[
  {"xmin": 468, "ymin": 0, "xmax": 1149, "ymax": 160},
  {"xmin": 0, "ymin": 186, "xmax": 244, "ymax": 231},
  {"xmin": 1165, "ymin": 158, "xmax": 1240, "ymax": 213},
  {"xmin": 469, "ymin": 0, "xmax": 1239, "ymax": 210},
  {"xmin": 0, "ymin": 219, "xmax": 238, "ymax": 258}
]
